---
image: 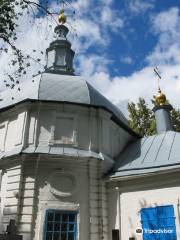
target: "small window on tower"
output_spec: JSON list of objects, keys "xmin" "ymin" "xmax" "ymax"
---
[
  {"xmin": 50, "ymin": 114, "xmax": 76, "ymax": 145},
  {"xmin": 56, "ymin": 48, "xmax": 66, "ymax": 66}
]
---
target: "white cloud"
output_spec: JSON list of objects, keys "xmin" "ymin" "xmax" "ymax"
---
[
  {"xmin": 128, "ymin": 0, "xmax": 154, "ymax": 14},
  {"xmin": 86, "ymin": 64, "xmax": 180, "ymax": 111},
  {"xmin": 0, "ymin": 0, "xmax": 125, "ymax": 84},
  {"xmin": 75, "ymin": 5, "xmax": 180, "ymax": 109},
  {"xmin": 72, "ymin": 0, "xmax": 90, "ymax": 12},
  {"xmin": 88, "ymin": 6, "xmax": 180, "ymax": 112},
  {"xmin": 71, "ymin": 18, "xmax": 105, "ymax": 52},
  {"xmin": 120, "ymin": 56, "xmax": 133, "ymax": 64},
  {"xmin": 75, "ymin": 6, "xmax": 180, "ymax": 111},
  {"xmin": 153, "ymin": 7, "xmax": 179, "ymax": 34},
  {"xmin": 100, "ymin": 5, "xmax": 124, "ymax": 32},
  {"xmin": 76, "ymin": 55, "xmax": 110, "ymax": 78},
  {"xmin": 147, "ymin": 7, "xmax": 180, "ymax": 65},
  {"xmin": 1, "ymin": 1, "xmax": 180, "ymax": 114}
]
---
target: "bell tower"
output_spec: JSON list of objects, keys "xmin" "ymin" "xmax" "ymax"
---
[{"xmin": 45, "ymin": 8, "xmax": 75, "ymax": 75}]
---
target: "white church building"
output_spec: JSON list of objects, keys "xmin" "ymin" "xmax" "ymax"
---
[{"xmin": 0, "ymin": 10, "xmax": 180, "ymax": 240}]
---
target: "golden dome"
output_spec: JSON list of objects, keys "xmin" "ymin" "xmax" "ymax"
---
[
  {"xmin": 58, "ymin": 9, "xmax": 67, "ymax": 24},
  {"xmin": 155, "ymin": 88, "xmax": 166, "ymax": 106}
]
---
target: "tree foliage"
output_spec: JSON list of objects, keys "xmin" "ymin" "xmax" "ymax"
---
[
  {"xmin": 0, "ymin": 0, "xmax": 54, "ymax": 90},
  {"xmin": 128, "ymin": 98, "xmax": 156, "ymax": 136},
  {"xmin": 128, "ymin": 98, "xmax": 180, "ymax": 136},
  {"xmin": 171, "ymin": 108, "xmax": 180, "ymax": 132}
]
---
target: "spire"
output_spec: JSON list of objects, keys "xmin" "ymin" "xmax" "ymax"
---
[
  {"xmin": 152, "ymin": 67, "xmax": 173, "ymax": 133},
  {"xmin": 45, "ymin": 6, "xmax": 75, "ymax": 75}
]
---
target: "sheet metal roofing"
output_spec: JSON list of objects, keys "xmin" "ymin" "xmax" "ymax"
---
[
  {"xmin": 0, "ymin": 72, "xmax": 130, "ymax": 128},
  {"xmin": 0, "ymin": 146, "xmax": 113, "ymax": 172},
  {"xmin": 0, "ymin": 146, "xmax": 102, "ymax": 160},
  {"xmin": 111, "ymin": 131, "xmax": 180, "ymax": 178}
]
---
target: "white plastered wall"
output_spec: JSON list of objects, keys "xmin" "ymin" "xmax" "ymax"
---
[
  {"xmin": 0, "ymin": 106, "xmax": 27, "ymax": 152},
  {"xmin": 121, "ymin": 186, "xmax": 180, "ymax": 240},
  {"xmin": 14, "ymin": 156, "xmax": 108, "ymax": 240},
  {"xmin": 107, "ymin": 173, "xmax": 180, "ymax": 240},
  {"xmin": 27, "ymin": 103, "xmax": 132, "ymax": 160}
]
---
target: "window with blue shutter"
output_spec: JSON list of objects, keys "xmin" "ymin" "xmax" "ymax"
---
[
  {"xmin": 141, "ymin": 205, "xmax": 177, "ymax": 240},
  {"xmin": 44, "ymin": 210, "xmax": 77, "ymax": 240}
]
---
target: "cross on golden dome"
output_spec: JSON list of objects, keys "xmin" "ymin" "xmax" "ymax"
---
[
  {"xmin": 58, "ymin": 8, "xmax": 67, "ymax": 24},
  {"xmin": 153, "ymin": 67, "xmax": 167, "ymax": 106},
  {"xmin": 58, "ymin": 0, "xmax": 67, "ymax": 25}
]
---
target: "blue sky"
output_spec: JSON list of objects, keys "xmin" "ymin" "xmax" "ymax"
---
[
  {"xmin": 73, "ymin": 0, "xmax": 180, "ymax": 77},
  {"xmin": 0, "ymin": 0, "xmax": 180, "ymax": 113},
  {"xmin": 111, "ymin": 0, "xmax": 180, "ymax": 77}
]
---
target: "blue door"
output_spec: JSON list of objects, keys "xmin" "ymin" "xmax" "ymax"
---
[
  {"xmin": 141, "ymin": 205, "xmax": 177, "ymax": 240},
  {"xmin": 44, "ymin": 210, "xmax": 77, "ymax": 240}
]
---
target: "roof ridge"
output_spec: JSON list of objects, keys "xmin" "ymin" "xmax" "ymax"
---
[
  {"xmin": 141, "ymin": 135, "xmax": 157, "ymax": 164},
  {"xmin": 154, "ymin": 132, "xmax": 167, "ymax": 162},
  {"xmin": 129, "ymin": 137, "xmax": 148, "ymax": 166},
  {"xmin": 168, "ymin": 131, "xmax": 176, "ymax": 161}
]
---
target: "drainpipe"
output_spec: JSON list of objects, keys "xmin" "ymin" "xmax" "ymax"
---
[{"xmin": 115, "ymin": 187, "xmax": 121, "ymax": 240}]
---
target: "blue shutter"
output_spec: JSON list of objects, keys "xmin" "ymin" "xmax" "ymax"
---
[{"xmin": 141, "ymin": 205, "xmax": 177, "ymax": 240}]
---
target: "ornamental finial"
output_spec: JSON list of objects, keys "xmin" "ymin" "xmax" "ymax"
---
[
  {"xmin": 153, "ymin": 67, "xmax": 167, "ymax": 106},
  {"xmin": 58, "ymin": 1, "xmax": 67, "ymax": 24}
]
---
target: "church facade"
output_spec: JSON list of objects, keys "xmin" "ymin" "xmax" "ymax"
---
[{"xmin": 0, "ymin": 12, "xmax": 179, "ymax": 240}]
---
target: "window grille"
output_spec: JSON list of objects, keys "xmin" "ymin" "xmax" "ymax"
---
[{"xmin": 44, "ymin": 210, "xmax": 77, "ymax": 240}]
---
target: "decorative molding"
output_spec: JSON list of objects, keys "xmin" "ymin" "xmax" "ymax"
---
[{"xmin": 47, "ymin": 170, "xmax": 78, "ymax": 197}]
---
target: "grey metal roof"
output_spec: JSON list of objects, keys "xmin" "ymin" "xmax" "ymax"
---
[
  {"xmin": 111, "ymin": 131, "xmax": 180, "ymax": 178},
  {"xmin": 0, "ymin": 72, "xmax": 130, "ymax": 129},
  {"xmin": 0, "ymin": 146, "xmax": 102, "ymax": 160},
  {"xmin": 0, "ymin": 146, "xmax": 113, "ymax": 172},
  {"xmin": 23, "ymin": 146, "xmax": 102, "ymax": 159}
]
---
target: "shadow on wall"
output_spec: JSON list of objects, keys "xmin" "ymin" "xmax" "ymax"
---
[
  {"xmin": 0, "ymin": 219, "xmax": 23, "ymax": 239},
  {"xmin": 138, "ymin": 199, "xmax": 179, "ymax": 239},
  {"xmin": 127, "ymin": 199, "xmax": 160, "ymax": 239},
  {"xmin": 17, "ymin": 160, "xmax": 41, "ymax": 240},
  {"xmin": 107, "ymin": 189, "xmax": 119, "ymax": 240},
  {"xmin": 114, "ymin": 139, "xmax": 141, "ymax": 170}
]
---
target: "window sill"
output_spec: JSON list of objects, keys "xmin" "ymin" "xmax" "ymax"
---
[{"xmin": 49, "ymin": 140, "xmax": 77, "ymax": 146}]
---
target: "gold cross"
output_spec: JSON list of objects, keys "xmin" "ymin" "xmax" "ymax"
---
[{"xmin": 154, "ymin": 67, "xmax": 161, "ymax": 90}]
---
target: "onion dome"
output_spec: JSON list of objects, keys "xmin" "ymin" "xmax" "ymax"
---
[{"xmin": 155, "ymin": 87, "xmax": 167, "ymax": 106}]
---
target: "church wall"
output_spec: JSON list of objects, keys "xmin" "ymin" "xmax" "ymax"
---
[
  {"xmin": 33, "ymin": 157, "xmax": 107, "ymax": 240},
  {"xmin": 0, "ymin": 160, "xmax": 23, "ymax": 233},
  {"xmin": 0, "ymin": 102, "xmax": 133, "ymax": 163},
  {"xmin": 107, "ymin": 172, "xmax": 180, "ymax": 240},
  {"xmin": 26, "ymin": 103, "xmax": 133, "ymax": 160},
  {"xmin": 4, "ymin": 155, "xmax": 108, "ymax": 240},
  {"xmin": 34, "ymin": 158, "xmax": 90, "ymax": 240},
  {"xmin": 120, "ymin": 186, "xmax": 180, "ymax": 240},
  {"xmin": 0, "ymin": 101, "xmax": 134, "ymax": 240},
  {"xmin": 0, "ymin": 106, "xmax": 27, "ymax": 152}
]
